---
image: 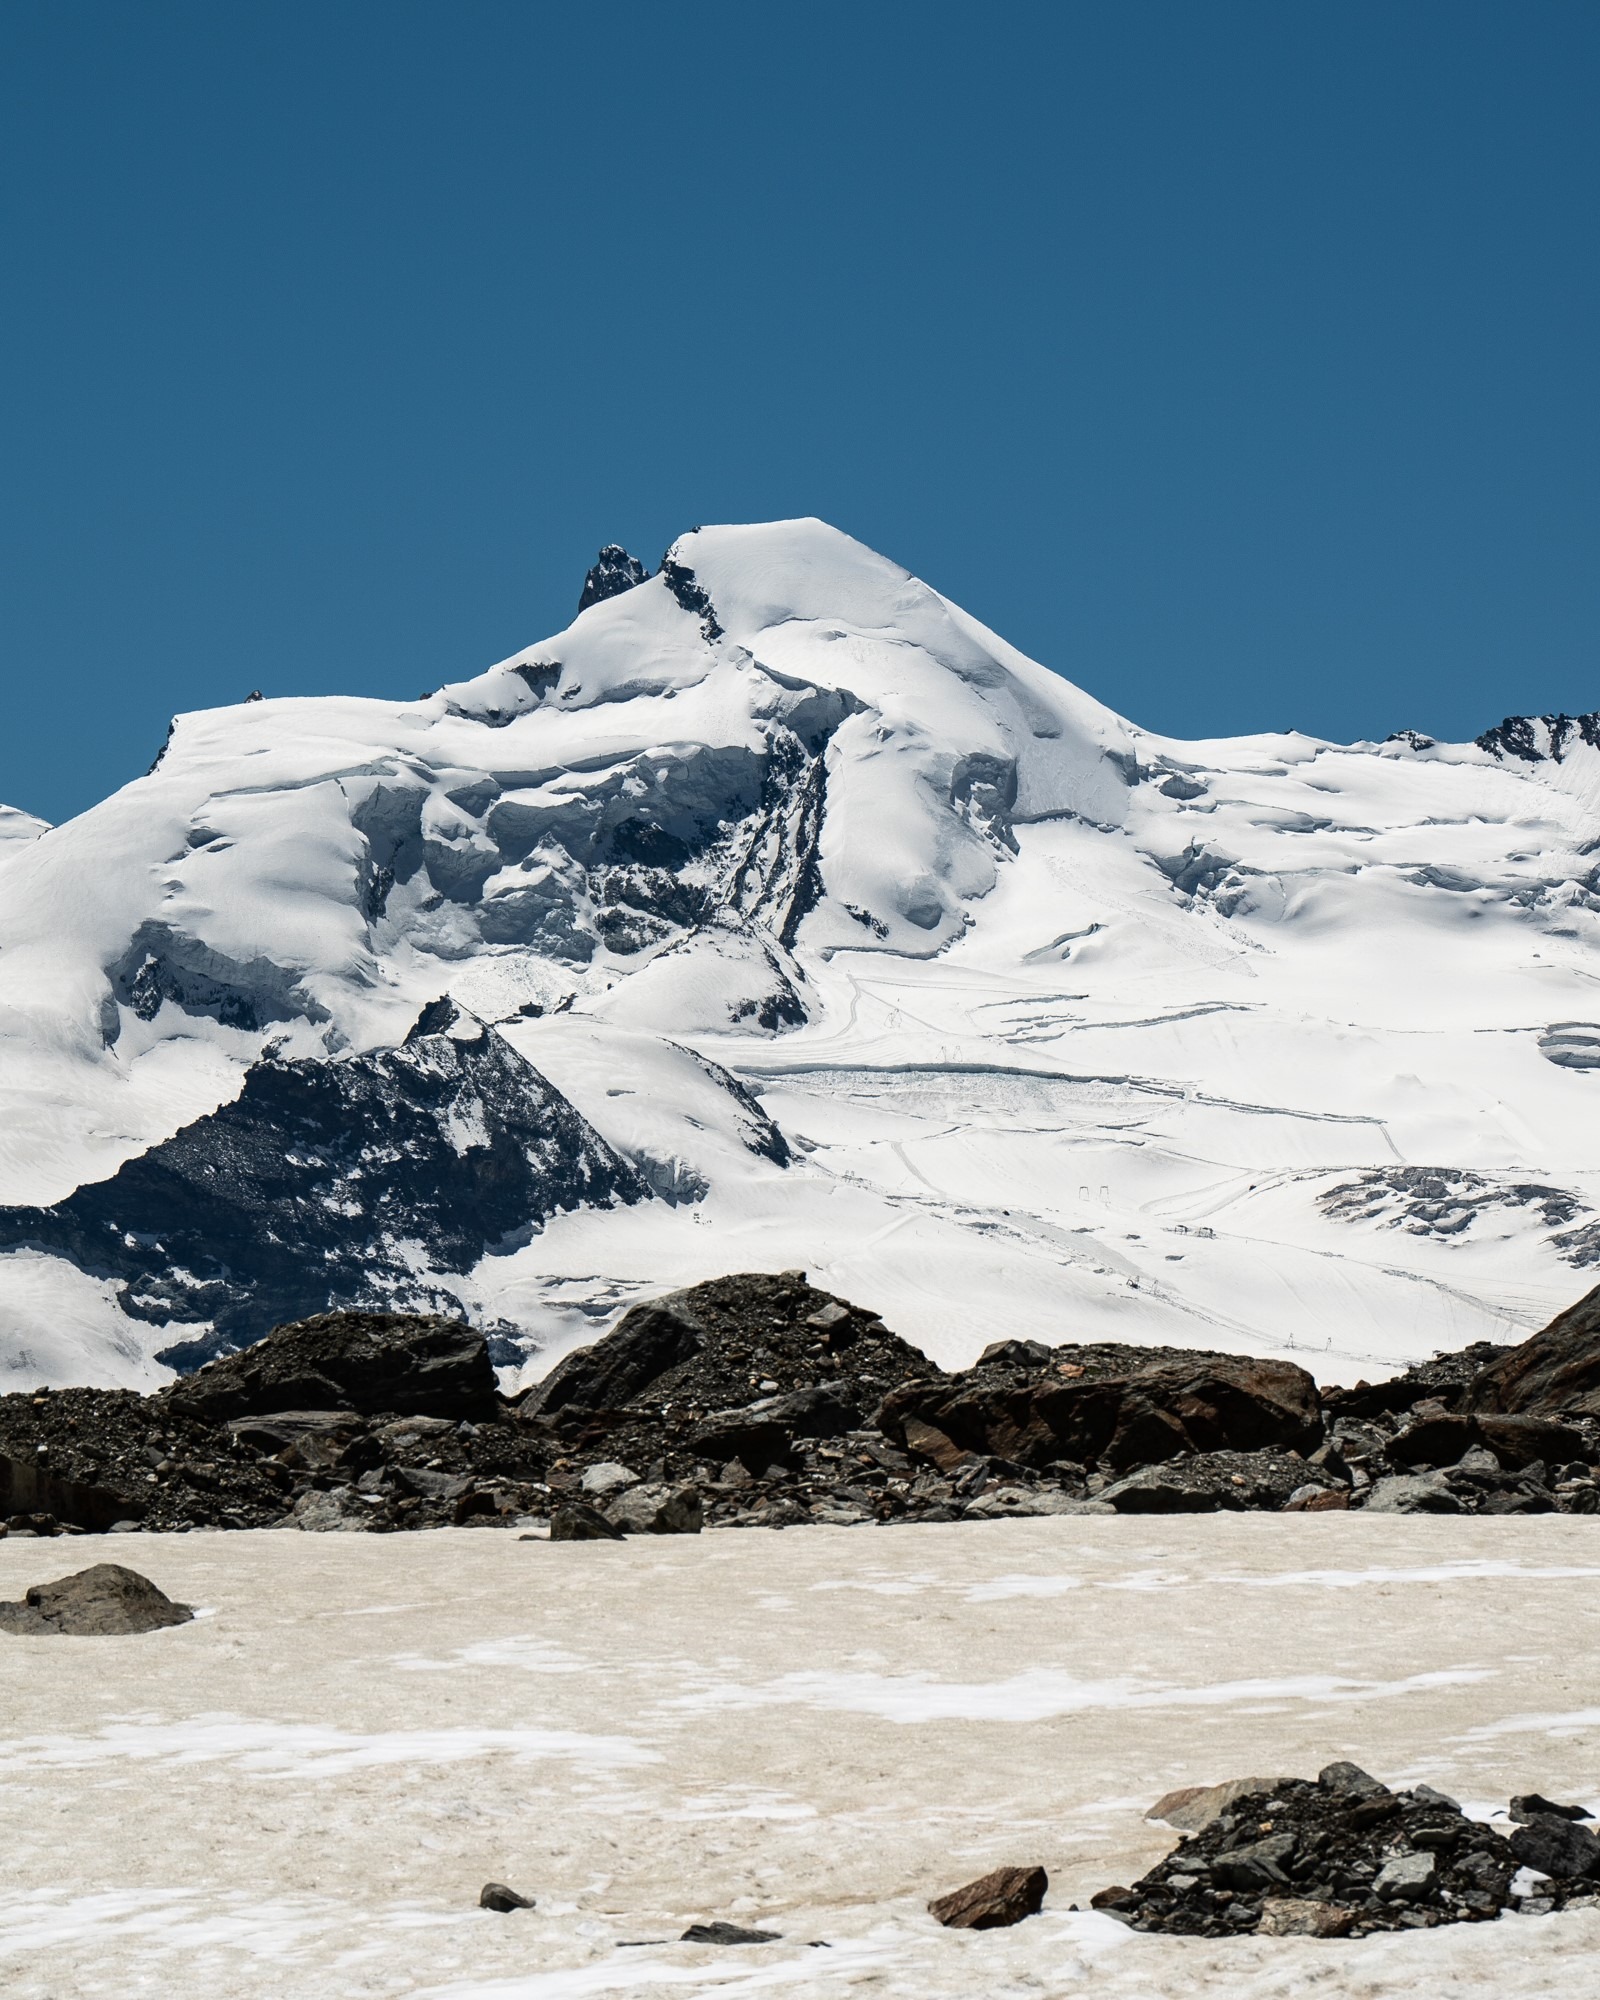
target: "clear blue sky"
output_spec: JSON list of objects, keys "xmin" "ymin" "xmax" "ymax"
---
[{"xmin": 3, "ymin": 1, "xmax": 1597, "ymax": 825}]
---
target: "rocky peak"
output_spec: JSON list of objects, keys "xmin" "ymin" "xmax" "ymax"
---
[
  {"xmin": 577, "ymin": 544, "xmax": 651, "ymax": 612},
  {"xmin": 1476, "ymin": 710, "xmax": 1600, "ymax": 763}
]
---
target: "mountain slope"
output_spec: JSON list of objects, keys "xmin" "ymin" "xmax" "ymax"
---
[{"xmin": 0, "ymin": 520, "xmax": 1596, "ymax": 1389}]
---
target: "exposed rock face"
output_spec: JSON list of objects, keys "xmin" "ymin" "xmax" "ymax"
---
[
  {"xmin": 1467, "ymin": 1283, "xmax": 1600, "ymax": 1418},
  {"xmin": 165, "ymin": 1309, "xmax": 499, "ymax": 1425},
  {"xmin": 577, "ymin": 545, "xmax": 650, "ymax": 612},
  {"xmin": 876, "ymin": 1345, "xmax": 1322, "ymax": 1471},
  {"xmin": 1476, "ymin": 709, "xmax": 1600, "ymax": 763},
  {"xmin": 0, "ymin": 1563, "xmax": 192, "ymax": 1636},
  {"xmin": 0, "ymin": 1000, "xmax": 650, "ymax": 1362},
  {"xmin": 928, "ymin": 1864, "xmax": 1048, "ymax": 1930}
]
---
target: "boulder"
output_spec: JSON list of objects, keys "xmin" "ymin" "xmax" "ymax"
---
[
  {"xmin": 1147, "ymin": 1776, "xmax": 1299, "ymax": 1832},
  {"xmin": 1386, "ymin": 1412, "xmax": 1586, "ymax": 1471},
  {"xmin": 1510, "ymin": 1793, "xmax": 1592, "ymax": 1823},
  {"xmin": 1373, "ymin": 1851, "xmax": 1436, "ymax": 1901},
  {"xmin": 0, "ymin": 1563, "xmax": 193, "ymax": 1636},
  {"xmin": 548, "ymin": 1500, "xmax": 625, "ymax": 1541},
  {"xmin": 529, "ymin": 1296, "xmax": 706, "ymax": 1418},
  {"xmin": 1256, "ymin": 1897, "xmax": 1356, "ymax": 1937},
  {"xmin": 289, "ymin": 1486, "xmax": 370, "ymax": 1532},
  {"xmin": 1467, "ymin": 1284, "xmax": 1600, "ymax": 1419},
  {"xmin": 927, "ymin": 1863, "xmax": 1047, "ymax": 1929},
  {"xmin": 1508, "ymin": 1815, "xmax": 1600, "ymax": 1880},
  {"xmin": 763, "ymin": 1382, "xmax": 859, "ymax": 1438},
  {"xmin": 1319, "ymin": 1761, "xmax": 1388, "ymax": 1797},
  {"xmin": 166, "ymin": 1310, "xmax": 498, "ymax": 1424},
  {"xmin": 1361, "ymin": 1471, "xmax": 1461, "ymax": 1514},
  {"xmin": 479, "ymin": 1882, "xmax": 535, "ymax": 1912},
  {"xmin": 579, "ymin": 1461, "xmax": 640, "ymax": 1497},
  {"xmin": 605, "ymin": 1483, "xmax": 703, "ymax": 1535},
  {"xmin": 879, "ymin": 1352, "xmax": 1321, "ymax": 1472},
  {"xmin": 687, "ymin": 1410, "xmax": 791, "ymax": 1474}
]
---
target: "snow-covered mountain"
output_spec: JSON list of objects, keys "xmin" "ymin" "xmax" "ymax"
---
[{"xmin": 1, "ymin": 518, "xmax": 1596, "ymax": 1391}]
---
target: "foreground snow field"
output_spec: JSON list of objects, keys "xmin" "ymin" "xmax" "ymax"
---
[{"xmin": 6, "ymin": 1518, "xmax": 1600, "ymax": 1997}]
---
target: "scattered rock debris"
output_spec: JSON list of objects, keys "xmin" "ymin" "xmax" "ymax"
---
[
  {"xmin": 7, "ymin": 1273, "xmax": 1600, "ymax": 1536},
  {"xmin": 1099, "ymin": 1763, "xmax": 1600, "ymax": 1936}
]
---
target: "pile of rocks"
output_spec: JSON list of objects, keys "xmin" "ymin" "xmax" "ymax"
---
[
  {"xmin": 6, "ymin": 1273, "xmax": 1600, "ymax": 1535},
  {"xmin": 1094, "ymin": 1763, "xmax": 1600, "ymax": 1936}
]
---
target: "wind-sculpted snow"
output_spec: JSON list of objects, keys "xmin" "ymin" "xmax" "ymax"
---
[{"xmin": 0, "ymin": 518, "xmax": 1597, "ymax": 1388}]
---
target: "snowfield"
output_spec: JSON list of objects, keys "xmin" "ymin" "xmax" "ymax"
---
[
  {"xmin": 5, "ymin": 1516, "xmax": 1600, "ymax": 1997},
  {"xmin": 0, "ymin": 518, "xmax": 1596, "ymax": 1386}
]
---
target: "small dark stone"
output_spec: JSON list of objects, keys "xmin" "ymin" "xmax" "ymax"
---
[
  {"xmin": 928, "ymin": 1863, "xmax": 1048, "ymax": 1929},
  {"xmin": 1319, "ymin": 1761, "xmax": 1388, "ymax": 1797},
  {"xmin": 548, "ymin": 1500, "xmax": 625, "ymax": 1541},
  {"xmin": 479, "ymin": 1882, "xmax": 535, "ymax": 1912},
  {"xmin": 680, "ymin": 1921, "xmax": 783, "ymax": 1945},
  {"xmin": 1510, "ymin": 1793, "xmax": 1592, "ymax": 1823}
]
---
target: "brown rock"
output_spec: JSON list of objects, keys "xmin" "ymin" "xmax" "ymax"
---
[
  {"xmin": 479, "ymin": 1882, "xmax": 535, "ymax": 1912},
  {"xmin": 0, "ymin": 1563, "xmax": 193, "ymax": 1636},
  {"xmin": 1257, "ymin": 1897, "xmax": 1356, "ymax": 1937},
  {"xmin": 900, "ymin": 1415, "xmax": 972, "ymax": 1474},
  {"xmin": 881, "ymin": 1352, "xmax": 1322, "ymax": 1472},
  {"xmin": 928, "ymin": 1863, "xmax": 1047, "ymax": 1929},
  {"xmin": 1467, "ymin": 1284, "xmax": 1600, "ymax": 1419},
  {"xmin": 1146, "ymin": 1776, "xmax": 1296, "ymax": 1832}
]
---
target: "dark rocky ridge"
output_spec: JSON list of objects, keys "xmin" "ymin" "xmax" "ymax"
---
[
  {"xmin": 0, "ymin": 1001, "xmax": 650, "ymax": 1364},
  {"xmin": 577, "ymin": 545, "xmax": 650, "ymax": 612},
  {"xmin": 1476, "ymin": 709, "xmax": 1600, "ymax": 763},
  {"xmin": 7, "ymin": 1275, "xmax": 1600, "ymax": 1539}
]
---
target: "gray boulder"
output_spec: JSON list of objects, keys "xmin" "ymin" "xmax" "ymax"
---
[
  {"xmin": 606, "ymin": 1483, "xmax": 703, "ymax": 1535},
  {"xmin": 0, "ymin": 1562, "xmax": 193, "ymax": 1636},
  {"xmin": 1361, "ymin": 1470, "xmax": 1461, "ymax": 1514}
]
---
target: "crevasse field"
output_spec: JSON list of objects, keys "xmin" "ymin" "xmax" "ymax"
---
[{"xmin": 0, "ymin": 519, "xmax": 1595, "ymax": 1391}]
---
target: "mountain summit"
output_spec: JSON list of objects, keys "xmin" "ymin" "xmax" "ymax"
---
[{"xmin": 0, "ymin": 519, "xmax": 1595, "ymax": 1388}]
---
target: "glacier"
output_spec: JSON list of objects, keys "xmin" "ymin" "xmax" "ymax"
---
[{"xmin": 0, "ymin": 517, "xmax": 1596, "ymax": 1390}]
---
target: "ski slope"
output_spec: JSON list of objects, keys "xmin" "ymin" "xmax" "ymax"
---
[{"xmin": 0, "ymin": 519, "xmax": 1595, "ymax": 1388}]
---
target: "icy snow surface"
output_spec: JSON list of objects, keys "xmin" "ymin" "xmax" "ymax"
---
[
  {"xmin": 5, "ymin": 1516, "xmax": 1600, "ymax": 1997},
  {"xmin": 0, "ymin": 518, "xmax": 1597, "ymax": 1385}
]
